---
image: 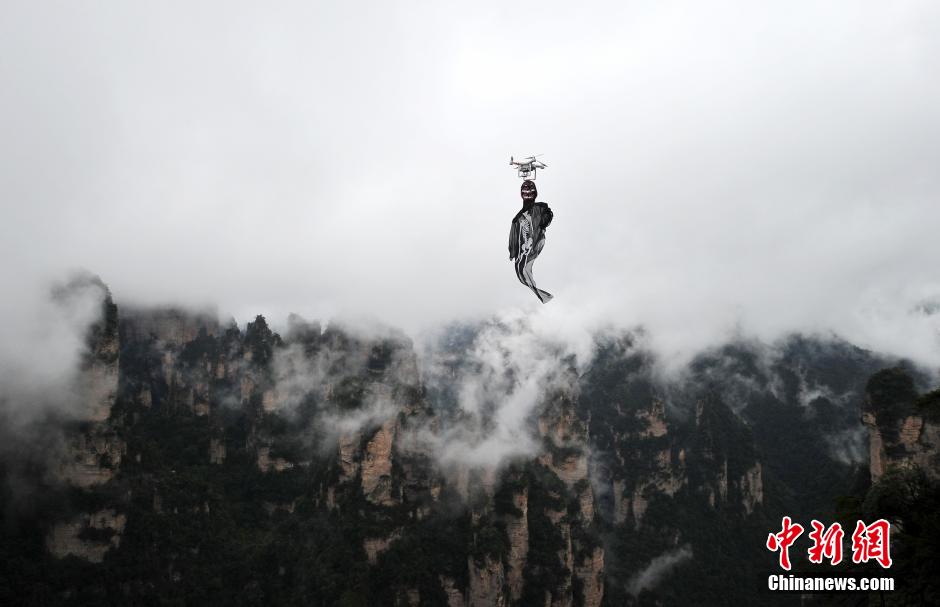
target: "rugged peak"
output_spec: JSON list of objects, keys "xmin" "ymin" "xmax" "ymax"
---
[
  {"xmin": 244, "ymin": 314, "xmax": 281, "ymax": 365},
  {"xmin": 121, "ymin": 306, "xmax": 220, "ymax": 346},
  {"xmin": 865, "ymin": 367, "xmax": 918, "ymax": 417},
  {"xmin": 862, "ymin": 368, "xmax": 940, "ymax": 482},
  {"xmin": 285, "ymin": 313, "xmax": 321, "ymax": 344}
]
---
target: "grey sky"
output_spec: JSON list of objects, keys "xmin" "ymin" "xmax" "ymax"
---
[{"xmin": 2, "ymin": 1, "xmax": 940, "ymax": 370}]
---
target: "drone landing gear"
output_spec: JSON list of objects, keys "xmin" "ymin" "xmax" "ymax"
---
[{"xmin": 517, "ymin": 168, "xmax": 537, "ymax": 180}]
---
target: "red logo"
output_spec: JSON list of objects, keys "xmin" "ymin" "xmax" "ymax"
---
[
  {"xmin": 851, "ymin": 519, "xmax": 892, "ymax": 569},
  {"xmin": 807, "ymin": 520, "xmax": 844, "ymax": 566},
  {"xmin": 766, "ymin": 517, "xmax": 892, "ymax": 570},
  {"xmin": 766, "ymin": 516, "xmax": 804, "ymax": 571}
]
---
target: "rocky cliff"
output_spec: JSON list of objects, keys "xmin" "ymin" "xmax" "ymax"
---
[
  {"xmin": 45, "ymin": 276, "xmax": 127, "ymax": 563},
  {"xmin": 3, "ymin": 285, "xmax": 928, "ymax": 606},
  {"xmin": 20, "ymin": 300, "xmax": 608, "ymax": 606},
  {"xmin": 862, "ymin": 367, "xmax": 940, "ymax": 482},
  {"xmin": 845, "ymin": 367, "xmax": 940, "ymax": 606}
]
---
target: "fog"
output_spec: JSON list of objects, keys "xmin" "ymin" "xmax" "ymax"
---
[
  {"xmin": 628, "ymin": 544, "xmax": 694, "ymax": 596},
  {"xmin": 3, "ymin": 1, "xmax": 940, "ymax": 383}
]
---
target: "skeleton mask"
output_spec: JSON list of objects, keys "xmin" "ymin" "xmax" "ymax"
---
[{"xmin": 520, "ymin": 180, "xmax": 537, "ymax": 203}]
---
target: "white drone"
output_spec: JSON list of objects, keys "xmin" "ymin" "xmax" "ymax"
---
[{"xmin": 509, "ymin": 155, "xmax": 547, "ymax": 180}]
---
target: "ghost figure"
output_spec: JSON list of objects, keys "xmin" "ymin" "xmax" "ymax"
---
[{"xmin": 508, "ymin": 180, "xmax": 554, "ymax": 303}]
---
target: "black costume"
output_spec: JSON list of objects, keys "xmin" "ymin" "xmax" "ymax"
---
[{"xmin": 508, "ymin": 181, "xmax": 553, "ymax": 303}]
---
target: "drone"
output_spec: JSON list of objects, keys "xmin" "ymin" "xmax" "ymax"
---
[{"xmin": 509, "ymin": 155, "xmax": 547, "ymax": 180}]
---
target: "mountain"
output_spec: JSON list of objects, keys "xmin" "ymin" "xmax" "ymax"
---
[{"xmin": 0, "ymin": 283, "xmax": 937, "ymax": 606}]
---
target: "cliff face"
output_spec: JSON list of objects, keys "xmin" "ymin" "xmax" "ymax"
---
[
  {"xmin": 119, "ymin": 307, "xmax": 220, "ymax": 348},
  {"xmin": 65, "ymin": 274, "xmax": 121, "ymax": 423},
  {"xmin": 852, "ymin": 368, "xmax": 940, "ymax": 606},
  {"xmin": 54, "ymin": 427, "xmax": 125, "ymax": 488},
  {"xmin": 32, "ymin": 307, "xmax": 612, "ymax": 605},
  {"xmin": 46, "ymin": 277, "xmax": 127, "ymax": 561},
  {"xmin": 6, "ymin": 290, "xmax": 915, "ymax": 606},
  {"xmin": 863, "ymin": 368, "xmax": 940, "ymax": 481},
  {"xmin": 46, "ymin": 509, "xmax": 126, "ymax": 563},
  {"xmin": 468, "ymin": 555, "xmax": 506, "ymax": 607},
  {"xmin": 576, "ymin": 334, "xmax": 899, "ymax": 605},
  {"xmin": 583, "ymin": 341, "xmax": 765, "ymax": 528}
]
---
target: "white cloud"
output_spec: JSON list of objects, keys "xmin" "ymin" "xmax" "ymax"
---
[
  {"xmin": 419, "ymin": 307, "xmax": 592, "ymax": 469},
  {"xmin": 0, "ymin": 271, "xmax": 108, "ymax": 421},
  {"xmin": 628, "ymin": 544, "xmax": 693, "ymax": 596},
  {"xmin": 2, "ymin": 0, "xmax": 939, "ymax": 369}
]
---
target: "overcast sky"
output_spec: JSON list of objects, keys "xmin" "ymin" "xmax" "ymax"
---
[{"xmin": 2, "ymin": 1, "xmax": 940, "ymax": 370}]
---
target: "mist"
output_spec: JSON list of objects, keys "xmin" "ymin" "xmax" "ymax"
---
[
  {"xmin": 627, "ymin": 544, "xmax": 694, "ymax": 596},
  {"xmin": 0, "ymin": 272, "xmax": 110, "ymax": 423},
  {"xmin": 418, "ymin": 308, "xmax": 593, "ymax": 469},
  {"xmin": 2, "ymin": 1, "xmax": 940, "ymax": 389}
]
